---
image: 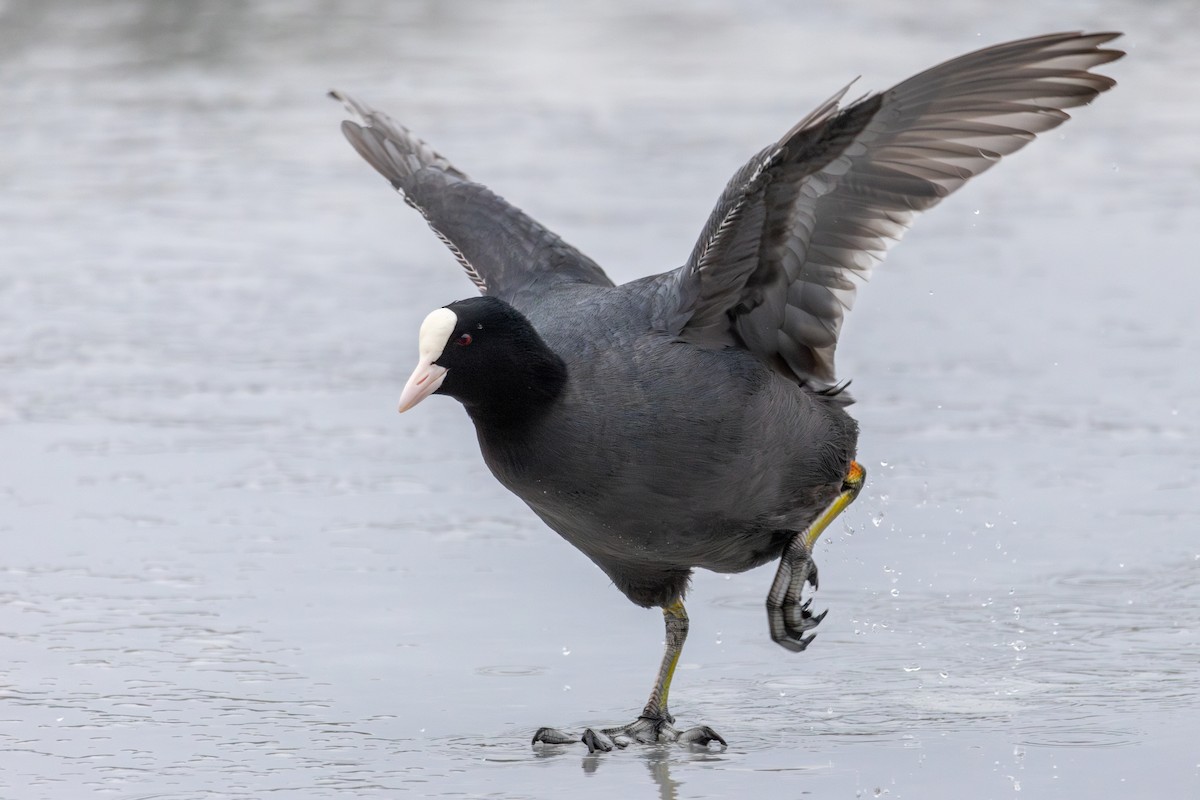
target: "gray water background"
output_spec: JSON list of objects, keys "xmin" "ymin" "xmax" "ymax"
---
[{"xmin": 2, "ymin": 1, "xmax": 1197, "ymax": 797}]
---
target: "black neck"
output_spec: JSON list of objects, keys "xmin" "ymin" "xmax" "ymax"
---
[{"xmin": 461, "ymin": 349, "xmax": 568, "ymax": 429}]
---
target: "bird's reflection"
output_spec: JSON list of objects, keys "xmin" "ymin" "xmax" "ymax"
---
[
  {"xmin": 578, "ymin": 747, "xmax": 683, "ymax": 800},
  {"xmin": 535, "ymin": 741, "xmax": 728, "ymax": 800},
  {"xmin": 642, "ymin": 748, "xmax": 683, "ymax": 800}
]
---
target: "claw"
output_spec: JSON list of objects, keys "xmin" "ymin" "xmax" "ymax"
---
[
  {"xmin": 785, "ymin": 601, "xmax": 828, "ymax": 632},
  {"xmin": 774, "ymin": 631, "xmax": 817, "ymax": 653},
  {"xmin": 678, "ymin": 724, "xmax": 728, "ymax": 748},
  {"xmin": 582, "ymin": 728, "xmax": 613, "ymax": 753},
  {"xmin": 767, "ymin": 541, "xmax": 828, "ymax": 649}
]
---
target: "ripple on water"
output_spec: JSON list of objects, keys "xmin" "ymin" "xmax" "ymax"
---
[
  {"xmin": 474, "ymin": 665, "xmax": 547, "ymax": 677},
  {"xmin": 1019, "ymin": 726, "xmax": 1140, "ymax": 748}
]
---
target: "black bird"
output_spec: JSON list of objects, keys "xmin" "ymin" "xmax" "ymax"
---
[{"xmin": 333, "ymin": 32, "xmax": 1122, "ymax": 752}]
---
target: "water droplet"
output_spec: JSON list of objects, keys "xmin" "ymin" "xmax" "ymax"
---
[
  {"xmin": 890, "ymin": 588, "xmax": 900, "ymax": 597},
  {"xmin": 872, "ymin": 513, "xmax": 884, "ymax": 528},
  {"xmin": 879, "ymin": 460, "xmax": 889, "ymax": 467},
  {"xmin": 973, "ymin": 209, "xmax": 981, "ymax": 215},
  {"xmin": 939, "ymin": 671, "xmax": 949, "ymax": 679},
  {"xmin": 561, "ymin": 647, "xmax": 571, "ymax": 656},
  {"xmin": 902, "ymin": 665, "xmax": 921, "ymax": 672},
  {"xmin": 1010, "ymin": 640, "xmax": 1027, "ymax": 651}
]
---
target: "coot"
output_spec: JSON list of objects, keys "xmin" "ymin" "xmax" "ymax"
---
[{"xmin": 333, "ymin": 31, "xmax": 1122, "ymax": 752}]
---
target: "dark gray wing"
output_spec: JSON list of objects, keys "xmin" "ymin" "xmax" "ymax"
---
[
  {"xmin": 333, "ymin": 92, "xmax": 614, "ymax": 300},
  {"xmin": 660, "ymin": 31, "xmax": 1123, "ymax": 387}
]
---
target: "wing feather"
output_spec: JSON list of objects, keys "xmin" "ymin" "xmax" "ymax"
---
[
  {"xmin": 333, "ymin": 92, "xmax": 614, "ymax": 301},
  {"xmin": 662, "ymin": 32, "xmax": 1123, "ymax": 386}
]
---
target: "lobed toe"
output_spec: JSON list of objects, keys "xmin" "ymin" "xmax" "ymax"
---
[{"xmin": 531, "ymin": 726, "xmax": 578, "ymax": 746}]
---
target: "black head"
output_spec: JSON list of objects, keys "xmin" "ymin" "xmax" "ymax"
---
[{"xmin": 397, "ymin": 296, "xmax": 566, "ymax": 426}]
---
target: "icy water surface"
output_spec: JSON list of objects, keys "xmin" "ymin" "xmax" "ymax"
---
[{"xmin": 2, "ymin": 1, "xmax": 1198, "ymax": 797}]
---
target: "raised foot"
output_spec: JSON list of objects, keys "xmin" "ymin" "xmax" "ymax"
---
[
  {"xmin": 766, "ymin": 543, "xmax": 827, "ymax": 652},
  {"xmin": 532, "ymin": 715, "xmax": 727, "ymax": 753}
]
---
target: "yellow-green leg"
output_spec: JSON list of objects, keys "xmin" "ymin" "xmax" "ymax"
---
[
  {"xmin": 767, "ymin": 461, "xmax": 866, "ymax": 651},
  {"xmin": 532, "ymin": 599, "xmax": 726, "ymax": 753}
]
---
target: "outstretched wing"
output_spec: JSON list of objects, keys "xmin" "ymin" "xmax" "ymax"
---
[
  {"xmin": 661, "ymin": 32, "xmax": 1123, "ymax": 387},
  {"xmin": 333, "ymin": 92, "xmax": 614, "ymax": 301}
]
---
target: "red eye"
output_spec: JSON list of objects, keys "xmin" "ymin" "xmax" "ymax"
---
[{"xmin": 455, "ymin": 333, "xmax": 473, "ymax": 346}]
